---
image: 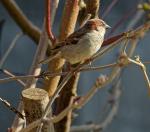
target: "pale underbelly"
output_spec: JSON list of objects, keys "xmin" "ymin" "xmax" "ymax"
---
[{"xmin": 61, "ymin": 43, "xmax": 101, "ymax": 64}]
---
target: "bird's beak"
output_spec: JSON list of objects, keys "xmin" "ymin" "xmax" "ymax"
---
[{"xmin": 105, "ymin": 24, "xmax": 111, "ymax": 29}]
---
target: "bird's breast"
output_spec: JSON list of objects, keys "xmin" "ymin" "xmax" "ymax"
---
[
  {"xmin": 81, "ymin": 32, "xmax": 104, "ymax": 53},
  {"xmin": 61, "ymin": 31, "xmax": 104, "ymax": 64}
]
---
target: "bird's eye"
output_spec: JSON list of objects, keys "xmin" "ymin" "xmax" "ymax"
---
[{"xmin": 85, "ymin": 23, "xmax": 92, "ymax": 28}]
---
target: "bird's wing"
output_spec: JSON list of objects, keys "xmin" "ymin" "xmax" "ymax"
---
[
  {"xmin": 39, "ymin": 27, "xmax": 89, "ymax": 64},
  {"xmin": 54, "ymin": 27, "xmax": 88, "ymax": 50},
  {"xmin": 65, "ymin": 27, "xmax": 87, "ymax": 45}
]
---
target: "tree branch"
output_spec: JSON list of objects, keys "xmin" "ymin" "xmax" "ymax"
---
[{"xmin": 1, "ymin": 0, "xmax": 41, "ymax": 43}]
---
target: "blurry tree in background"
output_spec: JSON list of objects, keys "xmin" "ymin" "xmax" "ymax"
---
[{"xmin": 0, "ymin": 0, "xmax": 150, "ymax": 132}]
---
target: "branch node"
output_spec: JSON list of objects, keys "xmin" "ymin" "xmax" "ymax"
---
[
  {"xmin": 117, "ymin": 52, "xmax": 129, "ymax": 67},
  {"xmin": 94, "ymin": 74, "xmax": 108, "ymax": 88}
]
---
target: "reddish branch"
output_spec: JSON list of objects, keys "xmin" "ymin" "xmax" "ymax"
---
[
  {"xmin": 0, "ymin": 0, "xmax": 134, "ymax": 48},
  {"xmin": 102, "ymin": 33, "xmax": 125, "ymax": 46},
  {"xmin": 46, "ymin": 0, "xmax": 56, "ymax": 44},
  {"xmin": 53, "ymin": 0, "xmax": 80, "ymax": 132}
]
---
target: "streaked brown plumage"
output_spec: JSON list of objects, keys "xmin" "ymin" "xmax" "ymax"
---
[{"xmin": 40, "ymin": 18, "xmax": 110, "ymax": 64}]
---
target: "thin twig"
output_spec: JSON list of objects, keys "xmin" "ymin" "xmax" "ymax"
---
[
  {"xmin": 36, "ymin": 1, "xmax": 60, "ymax": 131},
  {"xmin": 127, "ymin": 38, "xmax": 139, "ymax": 57},
  {"xmin": 100, "ymin": 79, "xmax": 121, "ymax": 129},
  {"xmin": 20, "ymin": 119, "xmax": 42, "ymax": 132},
  {"xmin": 13, "ymin": 27, "xmax": 49, "ymax": 130},
  {"xmin": 122, "ymin": 38, "xmax": 130, "ymax": 53},
  {"xmin": 80, "ymin": 63, "xmax": 117, "ymax": 72},
  {"xmin": 11, "ymin": 21, "xmax": 150, "ymax": 128},
  {"xmin": 20, "ymin": 66, "xmax": 120, "ymax": 132},
  {"xmin": 72, "ymin": 68, "xmax": 120, "ymax": 109},
  {"xmin": 25, "ymin": 24, "xmax": 48, "ymax": 88},
  {"xmin": 2, "ymin": 69, "xmax": 26, "ymax": 86},
  {"xmin": 51, "ymin": 0, "xmax": 60, "ymax": 25},
  {"xmin": 0, "ymin": 21, "xmax": 149, "ymax": 85},
  {"xmin": 0, "ymin": 63, "xmax": 116, "ymax": 84},
  {"xmin": 0, "ymin": 97, "xmax": 25, "ymax": 119},
  {"xmin": 43, "ymin": 70, "xmax": 74, "ymax": 118},
  {"xmin": 71, "ymin": 79, "xmax": 122, "ymax": 132},
  {"xmin": 0, "ymin": 32, "xmax": 23, "ymax": 68},
  {"xmin": 0, "ymin": 75, "xmax": 36, "ymax": 83},
  {"xmin": 42, "ymin": 60, "xmax": 121, "ymax": 128},
  {"xmin": 142, "ymin": 67, "xmax": 150, "ymax": 94},
  {"xmin": 96, "ymin": 8, "xmax": 146, "ymax": 131},
  {"xmin": 19, "ymin": 22, "xmax": 150, "ymax": 130},
  {"xmin": 55, "ymin": 1, "xmax": 119, "ymax": 126},
  {"xmin": 128, "ymin": 57, "xmax": 150, "ymax": 94},
  {"xmin": 42, "ymin": 0, "xmax": 80, "ymax": 100},
  {"xmin": 44, "ymin": 63, "xmax": 117, "ymax": 76},
  {"xmin": 121, "ymin": 9, "xmax": 145, "ymax": 56},
  {"xmin": 23, "ymin": 65, "xmax": 121, "ymax": 132}
]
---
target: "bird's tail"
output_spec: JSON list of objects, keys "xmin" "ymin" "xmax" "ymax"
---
[{"xmin": 39, "ymin": 52, "xmax": 61, "ymax": 64}]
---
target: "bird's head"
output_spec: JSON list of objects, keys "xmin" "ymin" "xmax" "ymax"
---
[{"xmin": 84, "ymin": 18, "xmax": 110, "ymax": 31}]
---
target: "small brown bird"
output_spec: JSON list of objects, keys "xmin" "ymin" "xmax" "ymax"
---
[{"xmin": 40, "ymin": 18, "xmax": 110, "ymax": 65}]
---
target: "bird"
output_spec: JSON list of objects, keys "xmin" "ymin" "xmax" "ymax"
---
[{"xmin": 40, "ymin": 18, "xmax": 110, "ymax": 65}]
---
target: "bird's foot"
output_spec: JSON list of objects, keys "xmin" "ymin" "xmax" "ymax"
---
[{"xmin": 85, "ymin": 58, "xmax": 93, "ymax": 66}]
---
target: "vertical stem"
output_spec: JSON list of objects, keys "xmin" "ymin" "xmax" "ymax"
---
[
  {"xmin": 55, "ymin": 73, "xmax": 80, "ymax": 132},
  {"xmin": 59, "ymin": 0, "xmax": 80, "ymax": 40},
  {"xmin": 11, "ymin": 25, "xmax": 48, "ymax": 132},
  {"xmin": 43, "ymin": 1, "xmax": 80, "ymax": 132},
  {"xmin": 46, "ymin": 0, "xmax": 55, "ymax": 43},
  {"xmin": 26, "ymin": 25, "xmax": 48, "ymax": 88},
  {"xmin": 44, "ymin": 0, "xmax": 80, "ymax": 97}
]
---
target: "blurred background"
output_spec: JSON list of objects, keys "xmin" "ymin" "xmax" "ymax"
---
[{"xmin": 0, "ymin": 0, "xmax": 150, "ymax": 131}]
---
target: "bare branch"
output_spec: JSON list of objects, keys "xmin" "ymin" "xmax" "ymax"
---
[
  {"xmin": 0, "ymin": 32, "xmax": 23, "ymax": 68},
  {"xmin": 19, "ymin": 65, "xmax": 120, "ymax": 132},
  {"xmin": 25, "ymin": 26, "xmax": 48, "ymax": 88},
  {"xmin": 2, "ymin": 69, "xmax": 26, "ymax": 86},
  {"xmin": 0, "ymin": 97, "xmax": 25, "ymax": 119},
  {"xmin": 0, "ymin": 74, "xmax": 36, "ymax": 84},
  {"xmin": 128, "ymin": 56, "xmax": 150, "ymax": 94},
  {"xmin": 43, "ymin": 0, "xmax": 80, "ymax": 100},
  {"xmin": 71, "ymin": 79, "xmax": 122, "ymax": 132},
  {"xmin": 51, "ymin": 0, "xmax": 60, "ymax": 25},
  {"xmin": 1, "ymin": 0, "xmax": 41, "ymax": 43},
  {"xmin": 46, "ymin": 0, "xmax": 56, "ymax": 44}
]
